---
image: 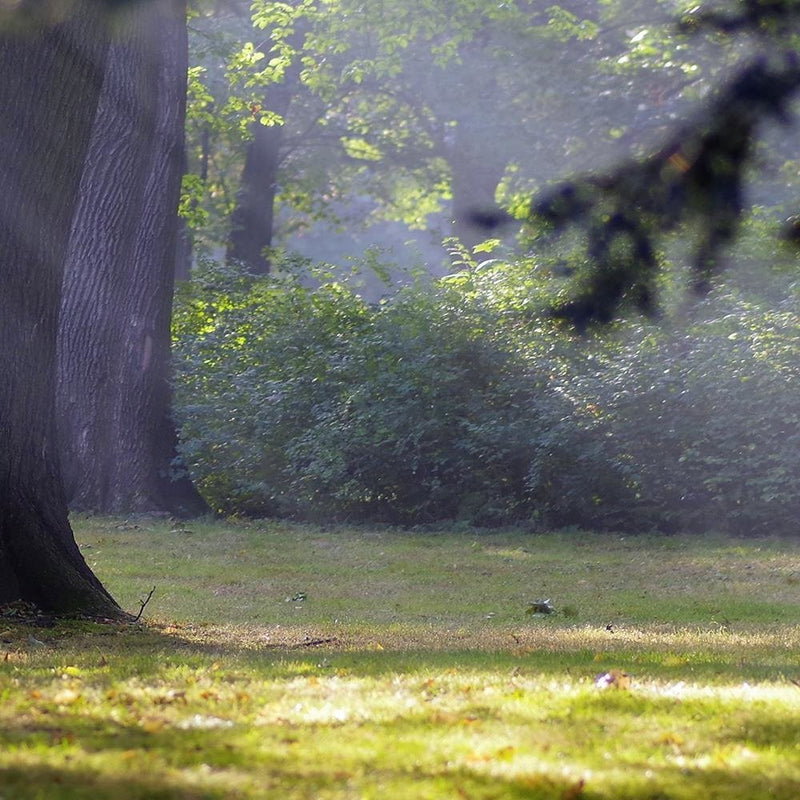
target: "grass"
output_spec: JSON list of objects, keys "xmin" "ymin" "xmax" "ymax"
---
[{"xmin": 1, "ymin": 517, "xmax": 800, "ymax": 799}]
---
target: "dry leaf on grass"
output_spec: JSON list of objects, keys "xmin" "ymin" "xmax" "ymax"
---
[{"xmin": 595, "ymin": 669, "xmax": 631, "ymax": 690}]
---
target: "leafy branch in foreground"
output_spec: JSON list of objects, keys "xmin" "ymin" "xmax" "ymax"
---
[{"xmin": 531, "ymin": 51, "xmax": 800, "ymax": 329}]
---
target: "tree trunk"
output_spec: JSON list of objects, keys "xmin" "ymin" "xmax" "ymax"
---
[
  {"xmin": 57, "ymin": 0, "xmax": 208, "ymax": 517},
  {"xmin": 0, "ymin": 5, "xmax": 122, "ymax": 615},
  {"xmin": 226, "ymin": 26, "xmax": 306, "ymax": 274},
  {"xmin": 225, "ymin": 112, "xmax": 285, "ymax": 273},
  {"xmin": 447, "ymin": 129, "xmax": 508, "ymax": 253}
]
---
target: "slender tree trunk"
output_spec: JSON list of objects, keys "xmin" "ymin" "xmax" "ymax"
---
[
  {"xmin": 226, "ymin": 115, "xmax": 284, "ymax": 273},
  {"xmin": 0, "ymin": 5, "xmax": 122, "ymax": 615},
  {"xmin": 447, "ymin": 131, "xmax": 507, "ymax": 253},
  {"xmin": 226, "ymin": 21, "xmax": 306, "ymax": 274},
  {"xmin": 226, "ymin": 84, "xmax": 297, "ymax": 273},
  {"xmin": 58, "ymin": 0, "xmax": 208, "ymax": 517}
]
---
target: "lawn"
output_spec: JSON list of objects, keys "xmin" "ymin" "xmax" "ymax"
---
[{"xmin": 1, "ymin": 516, "xmax": 799, "ymax": 799}]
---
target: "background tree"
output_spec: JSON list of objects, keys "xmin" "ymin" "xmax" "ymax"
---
[
  {"xmin": 57, "ymin": 0, "xmax": 208, "ymax": 517},
  {"xmin": 186, "ymin": 0, "xmax": 702, "ymax": 268},
  {"xmin": 225, "ymin": 12, "xmax": 307, "ymax": 272},
  {"xmin": 0, "ymin": 2, "xmax": 123, "ymax": 615}
]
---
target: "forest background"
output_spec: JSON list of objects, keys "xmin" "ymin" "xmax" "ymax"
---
[
  {"xmin": 168, "ymin": 0, "xmax": 800, "ymax": 537},
  {"xmin": 3, "ymin": 6, "xmax": 800, "ymax": 793}
]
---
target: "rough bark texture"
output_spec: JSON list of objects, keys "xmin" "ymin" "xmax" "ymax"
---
[
  {"xmin": 0, "ymin": 4, "xmax": 122, "ymax": 615},
  {"xmin": 57, "ymin": 0, "xmax": 208, "ymax": 517}
]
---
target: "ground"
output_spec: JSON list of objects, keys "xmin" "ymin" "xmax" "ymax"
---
[{"xmin": 1, "ymin": 517, "xmax": 799, "ymax": 798}]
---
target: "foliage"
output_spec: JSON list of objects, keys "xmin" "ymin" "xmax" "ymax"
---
[
  {"xmin": 173, "ymin": 258, "xmax": 633, "ymax": 526},
  {"xmin": 174, "ymin": 211, "xmax": 800, "ymax": 535},
  {"xmin": 530, "ymin": 0, "xmax": 800, "ymax": 327},
  {"xmin": 592, "ymin": 290, "xmax": 800, "ymax": 535},
  {"xmin": 184, "ymin": 0, "xmax": 710, "ymax": 253},
  {"xmin": 533, "ymin": 55, "xmax": 800, "ymax": 327}
]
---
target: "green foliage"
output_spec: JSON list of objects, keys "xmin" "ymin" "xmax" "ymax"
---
[
  {"xmin": 173, "ymin": 258, "xmax": 632, "ymax": 526},
  {"xmin": 184, "ymin": 0, "xmax": 685, "ymax": 253},
  {"xmin": 174, "ymin": 221, "xmax": 800, "ymax": 535},
  {"xmin": 593, "ymin": 291, "xmax": 800, "ymax": 535}
]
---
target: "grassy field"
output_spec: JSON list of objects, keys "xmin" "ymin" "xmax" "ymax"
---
[{"xmin": 2, "ymin": 516, "xmax": 800, "ymax": 799}]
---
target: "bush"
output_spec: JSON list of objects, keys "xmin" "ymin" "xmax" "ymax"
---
[
  {"xmin": 172, "ymin": 259, "xmax": 632, "ymax": 525},
  {"xmin": 595, "ymin": 292, "xmax": 800, "ymax": 535},
  {"xmin": 174, "ymin": 257, "xmax": 800, "ymax": 534}
]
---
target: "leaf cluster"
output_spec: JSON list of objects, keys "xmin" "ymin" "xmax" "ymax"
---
[
  {"xmin": 172, "ymin": 257, "xmax": 632, "ymax": 526},
  {"xmin": 531, "ymin": 0, "xmax": 800, "ymax": 328},
  {"xmin": 532, "ymin": 53, "xmax": 800, "ymax": 328}
]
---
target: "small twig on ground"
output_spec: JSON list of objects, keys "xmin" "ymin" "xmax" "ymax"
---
[
  {"xmin": 133, "ymin": 586, "xmax": 156, "ymax": 623},
  {"xmin": 291, "ymin": 636, "xmax": 339, "ymax": 649}
]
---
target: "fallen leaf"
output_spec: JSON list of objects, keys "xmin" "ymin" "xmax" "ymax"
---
[
  {"xmin": 561, "ymin": 778, "xmax": 586, "ymax": 800},
  {"xmin": 595, "ymin": 669, "xmax": 631, "ymax": 690}
]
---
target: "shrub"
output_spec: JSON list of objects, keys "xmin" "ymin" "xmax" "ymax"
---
[
  {"xmin": 595, "ymin": 292, "xmax": 800, "ymax": 535},
  {"xmin": 174, "ymin": 257, "xmax": 800, "ymax": 534},
  {"xmin": 172, "ymin": 259, "xmax": 631, "ymax": 525}
]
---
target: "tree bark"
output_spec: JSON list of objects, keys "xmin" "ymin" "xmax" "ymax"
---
[
  {"xmin": 57, "ymin": 0, "xmax": 208, "ymax": 517},
  {"xmin": 226, "ymin": 24, "xmax": 306, "ymax": 274},
  {"xmin": 448, "ymin": 139, "xmax": 507, "ymax": 252},
  {"xmin": 0, "ymin": 4, "xmax": 122, "ymax": 615},
  {"xmin": 225, "ymin": 109, "xmax": 286, "ymax": 273}
]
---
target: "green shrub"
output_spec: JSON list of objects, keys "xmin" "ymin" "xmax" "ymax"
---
[
  {"xmin": 172, "ymin": 259, "xmax": 632, "ymax": 525},
  {"xmin": 173, "ymin": 256, "xmax": 800, "ymax": 534},
  {"xmin": 595, "ymin": 292, "xmax": 800, "ymax": 535}
]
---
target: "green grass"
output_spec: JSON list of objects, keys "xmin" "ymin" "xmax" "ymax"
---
[{"xmin": 2, "ymin": 517, "xmax": 800, "ymax": 799}]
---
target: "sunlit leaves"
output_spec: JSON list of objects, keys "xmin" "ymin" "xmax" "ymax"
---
[
  {"xmin": 544, "ymin": 5, "xmax": 599, "ymax": 41},
  {"xmin": 185, "ymin": 0, "xmax": 680, "ymax": 252},
  {"xmin": 340, "ymin": 136, "xmax": 382, "ymax": 161},
  {"xmin": 178, "ymin": 174, "xmax": 210, "ymax": 229}
]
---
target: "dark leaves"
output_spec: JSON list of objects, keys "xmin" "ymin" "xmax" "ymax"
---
[{"xmin": 531, "ymin": 54, "xmax": 800, "ymax": 328}]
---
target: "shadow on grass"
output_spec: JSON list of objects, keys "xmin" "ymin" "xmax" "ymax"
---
[
  {"xmin": 0, "ymin": 761, "xmax": 597, "ymax": 800},
  {"xmin": 20, "ymin": 617, "xmax": 800, "ymax": 686},
  {"xmin": 2, "ymin": 712, "xmax": 800, "ymax": 800},
  {"xmin": 0, "ymin": 711, "xmax": 584, "ymax": 800},
  {"xmin": 0, "ymin": 763, "xmax": 229, "ymax": 800}
]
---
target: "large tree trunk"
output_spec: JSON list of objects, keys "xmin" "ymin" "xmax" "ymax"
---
[
  {"xmin": 57, "ymin": 0, "xmax": 208, "ymax": 517},
  {"xmin": 0, "ymin": 4, "xmax": 122, "ymax": 615}
]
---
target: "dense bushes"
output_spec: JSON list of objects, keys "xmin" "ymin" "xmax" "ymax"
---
[
  {"xmin": 173, "ymin": 259, "xmax": 800, "ymax": 534},
  {"xmin": 172, "ymin": 260, "xmax": 634, "ymax": 526},
  {"xmin": 596, "ymin": 295, "xmax": 800, "ymax": 535}
]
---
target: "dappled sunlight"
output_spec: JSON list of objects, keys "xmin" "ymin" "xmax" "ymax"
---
[
  {"xmin": 3, "ymin": 612, "xmax": 800, "ymax": 799},
  {"xmin": 4, "ymin": 523, "xmax": 798, "ymax": 797},
  {"xmin": 148, "ymin": 616, "xmax": 800, "ymax": 661}
]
